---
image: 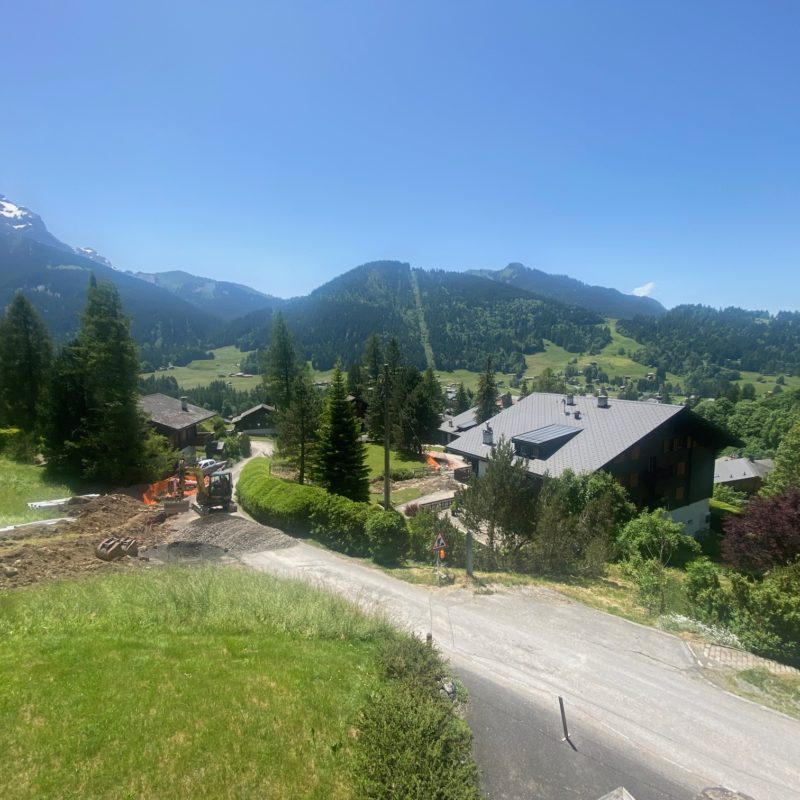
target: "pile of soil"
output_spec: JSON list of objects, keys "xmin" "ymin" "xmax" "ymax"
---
[{"xmin": 0, "ymin": 494, "xmax": 170, "ymax": 589}]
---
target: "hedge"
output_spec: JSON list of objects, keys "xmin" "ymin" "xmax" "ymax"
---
[{"xmin": 237, "ymin": 458, "xmax": 385, "ymax": 557}]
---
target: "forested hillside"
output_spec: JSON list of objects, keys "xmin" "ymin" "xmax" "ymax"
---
[
  {"xmin": 470, "ymin": 262, "xmax": 666, "ymax": 319},
  {"xmin": 417, "ymin": 269, "xmax": 611, "ymax": 372},
  {"xmin": 0, "ymin": 235, "xmax": 218, "ymax": 370},
  {"xmin": 618, "ymin": 306, "xmax": 800, "ymax": 376},
  {"xmin": 224, "ymin": 261, "xmax": 613, "ymax": 372}
]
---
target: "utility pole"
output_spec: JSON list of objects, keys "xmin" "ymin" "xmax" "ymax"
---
[{"xmin": 383, "ymin": 361, "xmax": 391, "ymax": 511}]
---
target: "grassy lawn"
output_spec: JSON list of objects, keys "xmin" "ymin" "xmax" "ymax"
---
[
  {"xmin": 0, "ymin": 567, "xmax": 395, "ymax": 800},
  {"xmin": 733, "ymin": 370, "xmax": 800, "ymax": 397},
  {"xmin": 145, "ymin": 345, "xmax": 258, "ymax": 391},
  {"xmin": 0, "ymin": 457, "xmax": 85, "ymax": 528},
  {"xmin": 369, "ymin": 486, "xmax": 423, "ymax": 506},
  {"xmin": 364, "ymin": 443, "xmax": 427, "ymax": 479}
]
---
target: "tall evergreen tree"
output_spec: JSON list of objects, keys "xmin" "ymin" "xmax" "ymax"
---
[
  {"xmin": 363, "ymin": 333, "xmax": 384, "ymax": 386},
  {"xmin": 0, "ymin": 292, "xmax": 53, "ymax": 431},
  {"xmin": 264, "ymin": 312, "xmax": 297, "ymax": 410},
  {"xmin": 474, "ymin": 358, "xmax": 498, "ymax": 424},
  {"xmin": 44, "ymin": 278, "xmax": 157, "ymax": 484},
  {"xmin": 311, "ymin": 363, "xmax": 369, "ymax": 502},
  {"xmin": 452, "ymin": 382, "xmax": 471, "ymax": 413},
  {"xmin": 277, "ymin": 365, "xmax": 322, "ymax": 484}
]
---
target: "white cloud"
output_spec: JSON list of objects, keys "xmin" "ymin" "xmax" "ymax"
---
[{"xmin": 632, "ymin": 281, "xmax": 656, "ymax": 297}]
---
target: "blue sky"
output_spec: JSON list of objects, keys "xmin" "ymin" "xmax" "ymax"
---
[{"xmin": 3, "ymin": 1, "xmax": 798, "ymax": 312}]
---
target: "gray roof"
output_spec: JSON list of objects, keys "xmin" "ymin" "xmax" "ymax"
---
[
  {"xmin": 139, "ymin": 393, "xmax": 215, "ymax": 431},
  {"xmin": 231, "ymin": 403, "xmax": 276, "ymax": 424},
  {"xmin": 446, "ymin": 392, "xmax": 684, "ymax": 478},
  {"xmin": 714, "ymin": 457, "xmax": 774, "ymax": 484},
  {"xmin": 438, "ymin": 407, "xmax": 479, "ymax": 435}
]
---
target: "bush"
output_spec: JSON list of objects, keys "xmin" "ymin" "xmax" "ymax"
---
[
  {"xmin": 239, "ymin": 433, "xmax": 252, "ymax": 458},
  {"xmin": 310, "ymin": 492, "xmax": 377, "ymax": 556},
  {"xmin": 685, "ymin": 558, "xmax": 730, "ymax": 624},
  {"xmin": 350, "ymin": 637, "xmax": 480, "ymax": 800},
  {"xmin": 729, "ymin": 560, "xmax": 800, "ymax": 668},
  {"xmin": 367, "ymin": 510, "xmax": 409, "ymax": 565},
  {"xmin": 237, "ymin": 459, "xmax": 377, "ymax": 555},
  {"xmin": 723, "ymin": 489, "xmax": 800, "ymax": 577},
  {"xmin": 222, "ymin": 435, "xmax": 241, "ymax": 461},
  {"xmin": 0, "ymin": 427, "xmax": 37, "ymax": 463}
]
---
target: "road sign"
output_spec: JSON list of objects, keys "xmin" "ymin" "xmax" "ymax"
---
[{"xmin": 431, "ymin": 531, "xmax": 448, "ymax": 551}]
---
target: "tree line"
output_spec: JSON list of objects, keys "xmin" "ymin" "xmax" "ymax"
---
[{"xmin": 0, "ymin": 282, "xmax": 173, "ymax": 485}]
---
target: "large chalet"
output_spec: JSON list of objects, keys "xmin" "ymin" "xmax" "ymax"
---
[{"xmin": 445, "ymin": 392, "xmax": 735, "ymax": 535}]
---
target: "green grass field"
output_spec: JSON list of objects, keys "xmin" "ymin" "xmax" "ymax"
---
[
  {"xmin": 733, "ymin": 370, "xmax": 800, "ymax": 397},
  {"xmin": 147, "ymin": 345, "xmax": 259, "ymax": 390},
  {"xmin": 0, "ymin": 567, "xmax": 395, "ymax": 800},
  {"xmin": 0, "ymin": 457, "xmax": 84, "ymax": 528},
  {"xmin": 364, "ymin": 443, "xmax": 427, "ymax": 479}
]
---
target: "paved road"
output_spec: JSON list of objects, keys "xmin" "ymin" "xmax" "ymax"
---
[{"xmin": 242, "ymin": 542, "xmax": 800, "ymax": 800}]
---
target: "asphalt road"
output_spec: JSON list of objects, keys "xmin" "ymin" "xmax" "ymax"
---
[{"xmin": 242, "ymin": 541, "xmax": 800, "ymax": 800}]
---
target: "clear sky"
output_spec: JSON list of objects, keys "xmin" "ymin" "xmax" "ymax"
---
[{"xmin": 3, "ymin": 1, "xmax": 798, "ymax": 312}]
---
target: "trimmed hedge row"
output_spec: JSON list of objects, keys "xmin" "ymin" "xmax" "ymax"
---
[{"xmin": 237, "ymin": 458, "xmax": 393, "ymax": 557}]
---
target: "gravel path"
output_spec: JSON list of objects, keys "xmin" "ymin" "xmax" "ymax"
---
[{"xmin": 167, "ymin": 513, "xmax": 296, "ymax": 555}]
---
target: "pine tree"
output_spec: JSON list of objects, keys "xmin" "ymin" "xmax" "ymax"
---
[
  {"xmin": 453, "ymin": 382, "xmax": 470, "ymax": 413},
  {"xmin": 0, "ymin": 292, "xmax": 53, "ymax": 431},
  {"xmin": 311, "ymin": 363, "xmax": 369, "ymax": 502},
  {"xmin": 277, "ymin": 365, "xmax": 322, "ymax": 484},
  {"xmin": 44, "ymin": 278, "xmax": 157, "ymax": 484},
  {"xmin": 474, "ymin": 358, "xmax": 498, "ymax": 424},
  {"xmin": 264, "ymin": 312, "xmax": 297, "ymax": 410}
]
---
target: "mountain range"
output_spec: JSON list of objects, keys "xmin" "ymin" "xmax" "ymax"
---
[{"xmin": 1, "ymin": 192, "xmax": 663, "ymax": 371}]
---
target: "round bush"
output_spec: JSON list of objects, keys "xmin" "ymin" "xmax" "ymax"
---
[{"xmin": 367, "ymin": 510, "xmax": 409, "ymax": 565}]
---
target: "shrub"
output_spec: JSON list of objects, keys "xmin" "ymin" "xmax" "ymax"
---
[
  {"xmin": 350, "ymin": 637, "xmax": 480, "ymax": 800},
  {"xmin": 239, "ymin": 433, "xmax": 252, "ymax": 458},
  {"xmin": 310, "ymin": 492, "xmax": 377, "ymax": 556},
  {"xmin": 0, "ymin": 427, "xmax": 39, "ymax": 463},
  {"xmin": 367, "ymin": 509, "xmax": 409, "ymax": 565},
  {"xmin": 729, "ymin": 560, "xmax": 800, "ymax": 668},
  {"xmin": 723, "ymin": 488, "xmax": 800, "ymax": 577},
  {"xmin": 685, "ymin": 558, "xmax": 730, "ymax": 624},
  {"xmin": 222, "ymin": 435, "xmax": 241, "ymax": 461},
  {"xmin": 237, "ymin": 458, "xmax": 377, "ymax": 554}
]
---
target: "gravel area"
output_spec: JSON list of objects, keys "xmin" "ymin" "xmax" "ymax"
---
[{"xmin": 166, "ymin": 514, "xmax": 296, "ymax": 555}]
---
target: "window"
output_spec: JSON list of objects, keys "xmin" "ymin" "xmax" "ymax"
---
[
  {"xmin": 675, "ymin": 486, "xmax": 685, "ymax": 500},
  {"xmin": 649, "ymin": 456, "xmax": 657, "ymax": 473},
  {"xmin": 630, "ymin": 472, "xmax": 639, "ymax": 488},
  {"xmin": 632, "ymin": 446, "xmax": 640, "ymax": 460},
  {"xmin": 676, "ymin": 462, "xmax": 686, "ymax": 476}
]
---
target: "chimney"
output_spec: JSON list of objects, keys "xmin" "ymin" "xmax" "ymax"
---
[
  {"xmin": 573, "ymin": 410, "xmax": 581, "ymax": 420},
  {"xmin": 597, "ymin": 394, "xmax": 609, "ymax": 409},
  {"xmin": 566, "ymin": 393, "xmax": 575, "ymax": 406},
  {"xmin": 482, "ymin": 424, "xmax": 493, "ymax": 446},
  {"xmin": 180, "ymin": 396, "xmax": 188, "ymax": 412}
]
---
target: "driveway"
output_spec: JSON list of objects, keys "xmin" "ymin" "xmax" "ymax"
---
[{"xmin": 242, "ymin": 542, "xmax": 800, "ymax": 800}]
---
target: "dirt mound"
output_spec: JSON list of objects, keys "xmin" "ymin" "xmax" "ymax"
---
[{"xmin": 0, "ymin": 494, "xmax": 170, "ymax": 590}]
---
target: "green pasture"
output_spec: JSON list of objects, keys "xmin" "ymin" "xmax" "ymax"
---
[
  {"xmin": 0, "ymin": 568, "xmax": 393, "ymax": 800},
  {"xmin": 145, "ymin": 345, "xmax": 258, "ymax": 390},
  {"xmin": 0, "ymin": 457, "xmax": 84, "ymax": 528}
]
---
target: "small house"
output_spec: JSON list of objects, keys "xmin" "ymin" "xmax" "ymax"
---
[{"xmin": 139, "ymin": 394, "xmax": 215, "ymax": 454}]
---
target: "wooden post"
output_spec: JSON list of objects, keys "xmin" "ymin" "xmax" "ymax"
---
[{"xmin": 466, "ymin": 528, "xmax": 473, "ymax": 578}]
